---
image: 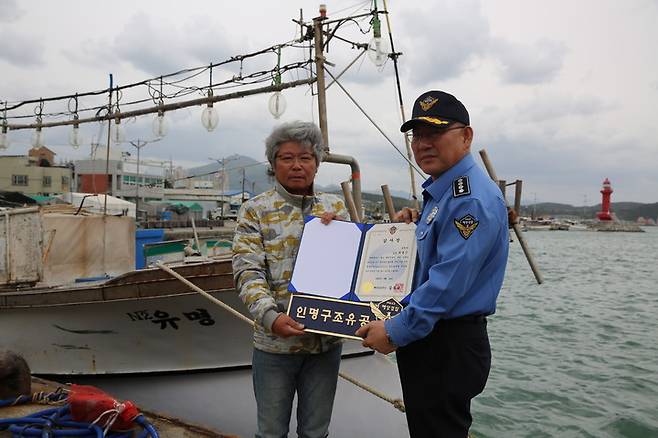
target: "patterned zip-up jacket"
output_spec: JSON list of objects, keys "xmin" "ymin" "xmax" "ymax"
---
[{"xmin": 232, "ymin": 181, "xmax": 348, "ymax": 354}]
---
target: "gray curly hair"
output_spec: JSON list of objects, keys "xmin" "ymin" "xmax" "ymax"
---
[{"xmin": 265, "ymin": 121, "xmax": 325, "ymax": 170}]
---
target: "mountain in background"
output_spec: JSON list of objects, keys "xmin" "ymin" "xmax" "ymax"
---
[
  {"xmin": 187, "ymin": 154, "xmax": 416, "ymax": 203},
  {"xmin": 186, "ymin": 154, "xmax": 656, "ymax": 221},
  {"xmin": 187, "ymin": 154, "xmax": 273, "ymax": 194},
  {"xmin": 520, "ymin": 202, "xmax": 658, "ymax": 222}
]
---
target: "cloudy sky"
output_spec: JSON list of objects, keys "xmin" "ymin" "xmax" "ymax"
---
[{"xmin": 1, "ymin": 0, "xmax": 657, "ymax": 205}]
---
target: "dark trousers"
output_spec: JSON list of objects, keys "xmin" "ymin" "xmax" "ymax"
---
[{"xmin": 396, "ymin": 317, "xmax": 491, "ymax": 438}]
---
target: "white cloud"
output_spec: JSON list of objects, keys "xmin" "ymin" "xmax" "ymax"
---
[
  {"xmin": 1, "ymin": 0, "xmax": 658, "ymax": 204},
  {"xmin": 397, "ymin": 0, "xmax": 490, "ymax": 83},
  {"xmin": 491, "ymin": 38, "xmax": 566, "ymax": 85},
  {"xmin": 0, "ymin": 31, "xmax": 45, "ymax": 67},
  {"xmin": 0, "ymin": 0, "xmax": 23, "ymax": 22}
]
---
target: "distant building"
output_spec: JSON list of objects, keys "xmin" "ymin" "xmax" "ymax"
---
[
  {"xmin": 73, "ymin": 157, "xmax": 166, "ymax": 203},
  {"xmin": 636, "ymin": 216, "xmax": 656, "ymax": 226},
  {"xmin": 0, "ymin": 148, "xmax": 72, "ymax": 196},
  {"xmin": 73, "ymin": 155, "xmax": 250, "ymax": 219}
]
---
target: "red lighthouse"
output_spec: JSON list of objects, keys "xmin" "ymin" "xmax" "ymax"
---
[{"xmin": 596, "ymin": 178, "xmax": 613, "ymax": 221}]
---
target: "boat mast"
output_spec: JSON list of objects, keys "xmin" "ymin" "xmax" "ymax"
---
[
  {"xmin": 381, "ymin": 0, "xmax": 419, "ymax": 210},
  {"xmin": 312, "ymin": 7, "xmax": 364, "ymax": 219},
  {"xmin": 313, "ymin": 13, "xmax": 329, "ymax": 148}
]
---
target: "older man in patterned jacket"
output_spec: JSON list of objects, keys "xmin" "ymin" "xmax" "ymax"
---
[{"xmin": 233, "ymin": 121, "xmax": 347, "ymax": 438}]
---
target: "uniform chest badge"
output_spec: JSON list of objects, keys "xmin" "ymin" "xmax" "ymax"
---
[
  {"xmin": 454, "ymin": 214, "xmax": 479, "ymax": 240},
  {"xmin": 426, "ymin": 206, "xmax": 439, "ymax": 224}
]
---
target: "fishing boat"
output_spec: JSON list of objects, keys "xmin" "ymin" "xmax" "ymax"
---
[{"xmin": 0, "ymin": 206, "xmax": 368, "ymax": 375}]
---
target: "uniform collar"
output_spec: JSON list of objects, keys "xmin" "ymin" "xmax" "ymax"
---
[
  {"xmin": 422, "ymin": 153, "xmax": 477, "ymax": 200},
  {"xmin": 274, "ymin": 180, "xmax": 317, "ymax": 208}
]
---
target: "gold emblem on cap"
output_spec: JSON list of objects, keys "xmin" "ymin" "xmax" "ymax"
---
[
  {"xmin": 419, "ymin": 96, "xmax": 438, "ymax": 111},
  {"xmin": 417, "ymin": 116, "xmax": 449, "ymax": 125}
]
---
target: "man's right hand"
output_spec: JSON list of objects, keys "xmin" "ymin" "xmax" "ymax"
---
[
  {"xmin": 271, "ymin": 313, "xmax": 306, "ymax": 338},
  {"xmin": 394, "ymin": 207, "xmax": 419, "ymax": 224}
]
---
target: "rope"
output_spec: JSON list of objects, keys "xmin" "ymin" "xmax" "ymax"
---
[
  {"xmin": 337, "ymin": 370, "xmax": 405, "ymax": 412},
  {"xmin": 155, "ymin": 262, "xmax": 406, "ymax": 413},
  {"xmin": 0, "ymin": 396, "xmax": 159, "ymax": 437}
]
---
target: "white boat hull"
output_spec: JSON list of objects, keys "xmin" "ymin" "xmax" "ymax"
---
[
  {"xmin": 1, "ymin": 260, "xmax": 368, "ymax": 375},
  {"xmin": 2, "ymin": 291, "xmax": 254, "ymax": 374}
]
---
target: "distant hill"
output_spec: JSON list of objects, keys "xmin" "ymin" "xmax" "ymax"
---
[
  {"xmin": 185, "ymin": 155, "xmax": 656, "ymax": 221},
  {"xmin": 187, "ymin": 155, "xmax": 273, "ymax": 194},
  {"xmin": 520, "ymin": 202, "xmax": 658, "ymax": 221},
  {"xmin": 187, "ymin": 155, "xmax": 417, "ymax": 206}
]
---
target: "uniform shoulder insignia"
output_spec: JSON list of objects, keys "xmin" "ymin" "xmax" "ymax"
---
[{"xmin": 453, "ymin": 176, "xmax": 470, "ymax": 197}]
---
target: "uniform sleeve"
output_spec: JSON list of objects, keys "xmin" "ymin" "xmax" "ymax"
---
[
  {"xmin": 385, "ymin": 197, "xmax": 504, "ymax": 346},
  {"xmin": 232, "ymin": 202, "xmax": 279, "ymax": 331}
]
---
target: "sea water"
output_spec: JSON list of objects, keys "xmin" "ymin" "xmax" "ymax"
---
[
  {"xmin": 473, "ymin": 227, "xmax": 658, "ymax": 437},
  {"xmin": 72, "ymin": 227, "xmax": 658, "ymax": 437}
]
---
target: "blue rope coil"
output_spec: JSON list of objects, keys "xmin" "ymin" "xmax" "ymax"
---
[{"xmin": 0, "ymin": 395, "xmax": 159, "ymax": 438}]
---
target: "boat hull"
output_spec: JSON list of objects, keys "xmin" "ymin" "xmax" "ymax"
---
[{"xmin": 1, "ymin": 260, "xmax": 367, "ymax": 375}]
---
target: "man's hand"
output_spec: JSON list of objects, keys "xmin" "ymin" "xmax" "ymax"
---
[
  {"xmin": 507, "ymin": 207, "xmax": 519, "ymax": 228},
  {"xmin": 394, "ymin": 207, "xmax": 419, "ymax": 224},
  {"xmin": 320, "ymin": 212, "xmax": 345, "ymax": 225},
  {"xmin": 355, "ymin": 320, "xmax": 397, "ymax": 354},
  {"xmin": 271, "ymin": 313, "xmax": 306, "ymax": 338}
]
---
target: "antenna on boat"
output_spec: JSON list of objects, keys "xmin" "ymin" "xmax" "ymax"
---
[{"xmin": 380, "ymin": 0, "xmax": 419, "ymax": 210}]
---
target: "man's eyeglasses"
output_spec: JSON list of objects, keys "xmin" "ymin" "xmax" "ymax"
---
[
  {"xmin": 276, "ymin": 154, "xmax": 316, "ymax": 165},
  {"xmin": 410, "ymin": 125, "xmax": 467, "ymax": 144}
]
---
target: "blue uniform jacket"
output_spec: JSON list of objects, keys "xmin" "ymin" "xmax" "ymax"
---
[{"xmin": 385, "ymin": 153, "xmax": 509, "ymax": 347}]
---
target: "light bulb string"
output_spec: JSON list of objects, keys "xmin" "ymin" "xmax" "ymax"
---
[
  {"xmin": 5, "ymin": 59, "xmax": 312, "ymax": 125},
  {"xmin": 5, "ymin": 10, "xmax": 385, "ymax": 130},
  {"xmin": 4, "ymin": 7, "xmax": 379, "ymax": 119},
  {"xmin": 3, "ymin": 35, "xmax": 308, "ymax": 113}
]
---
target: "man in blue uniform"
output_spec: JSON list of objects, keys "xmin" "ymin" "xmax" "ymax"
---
[{"xmin": 356, "ymin": 90, "xmax": 509, "ymax": 437}]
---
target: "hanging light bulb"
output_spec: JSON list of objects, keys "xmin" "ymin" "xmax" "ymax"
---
[
  {"xmin": 367, "ymin": 13, "xmax": 390, "ymax": 67},
  {"xmin": 31, "ymin": 126, "xmax": 45, "ymax": 148},
  {"xmin": 201, "ymin": 90, "xmax": 219, "ymax": 132},
  {"xmin": 268, "ymin": 92, "xmax": 287, "ymax": 119},
  {"xmin": 367, "ymin": 36, "xmax": 390, "ymax": 67},
  {"xmin": 0, "ymin": 124, "xmax": 8, "ymax": 150},
  {"xmin": 268, "ymin": 47, "xmax": 287, "ymax": 119},
  {"xmin": 69, "ymin": 115, "xmax": 81, "ymax": 149},
  {"xmin": 152, "ymin": 108, "xmax": 169, "ymax": 139},
  {"xmin": 111, "ymin": 117, "xmax": 125, "ymax": 144}
]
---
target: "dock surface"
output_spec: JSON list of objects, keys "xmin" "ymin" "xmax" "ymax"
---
[{"xmin": 0, "ymin": 377, "xmax": 237, "ymax": 438}]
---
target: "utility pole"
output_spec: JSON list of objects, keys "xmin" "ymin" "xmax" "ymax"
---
[
  {"xmin": 129, "ymin": 137, "xmax": 161, "ymax": 222},
  {"xmin": 209, "ymin": 156, "xmax": 238, "ymax": 218}
]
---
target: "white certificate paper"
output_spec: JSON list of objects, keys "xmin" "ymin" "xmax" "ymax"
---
[
  {"xmin": 289, "ymin": 217, "xmax": 362, "ymax": 299},
  {"xmin": 353, "ymin": 223, "xmax": 417, "ymax": 302}
]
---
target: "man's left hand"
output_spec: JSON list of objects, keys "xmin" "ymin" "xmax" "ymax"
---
[
  {"xmin": 355, "ymin": 320, "xmax": 397, "ymax": 354},
  {"xmin": 320, "ymin": 212, "xmax": 345, "ymax": 225},
  {"xmin": 507, "ymin": 207, "xmax": 519, "ymax": 228}
]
